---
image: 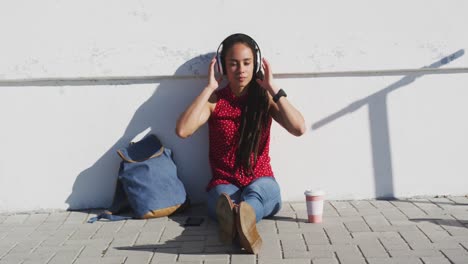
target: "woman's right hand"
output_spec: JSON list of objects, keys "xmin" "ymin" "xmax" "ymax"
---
[{"xmin": 207, "ymin": 57, "xmax": 223, "ymax": 91}]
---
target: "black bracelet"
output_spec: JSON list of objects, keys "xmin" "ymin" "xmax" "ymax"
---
[{"xmin": 273, "ymin": 89, "xmax": 287, "ymax": 103}]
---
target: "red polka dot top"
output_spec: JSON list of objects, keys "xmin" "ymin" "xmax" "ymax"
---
[{"xmin": 206, "ymin": 85, "xmax": 274, "ymax": 191}]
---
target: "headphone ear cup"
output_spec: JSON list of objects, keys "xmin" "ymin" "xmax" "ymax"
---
[
  {"xmin": 216, "ymin": 53, "xmax": 223, "ymax": 75},
  {"xmin": 256, "ymin": 50, "xmax": 262, "ymax": 74},
  {"xmin": 257, "ymin": 70, "xmax": 264, "ymax": 81}
]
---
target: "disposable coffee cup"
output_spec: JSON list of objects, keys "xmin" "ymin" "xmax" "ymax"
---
[{"xmin": 304, "ymin": 190, "xmax": 325, "ymax": 223}]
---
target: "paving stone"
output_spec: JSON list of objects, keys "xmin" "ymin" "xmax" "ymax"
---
[
  {"xmin": 370, "ymin": 201, "xmax": 396, "ymax": 210},
  {"xmin": 281, "ymin": 235, "xmax": 308, "ymax": 259},
  {"xmin": 358, "ymin": 242, "xmax": 389, "ymax": 258},
  {"xmin": 150, "ymin": 248, "xmax": 178, "ymax": 263},
  {"xmin": 74, "ymin": 256, "xmax": 126, "ymax": 264},
  {"xmin": 171, "ymin": 261, "xmax": 202, "ymax": 264},
  {"xmin": 3, "ymin": 215, "xmax": 29, "ymax": 224},
  {"xmin": 79, "ymin": 245, "xmax": 107, "ymax": 257},
  {"xmin": 0, "ymin": 253, "xmax": 26, "ymax": 263},
  {"xmin": 399, "ymin": 229, "xmax": 432, "ymax": 244},
  {"xmin": 21, "ymin": 260, "xmax": 49, "ymax": 264},
  {"xmin": 408, "ymin": 198, "xmax": 444, "ymax": 213},
  {"xmin": 277, "ymin": 221, "xmax": 301, "ymax": 234},
  {"xmin": 337, "ymin": 209, "xmax": 360, "ymax": 217},
  {"xmin": 312, "ymin": 259, "xmax": 339, "ymax": 264},
  {"xmin": 135, "ymin": 231, "xmax": 162, "ymax": 245},
  {"xmin": 4, "ymin": 226, "xmax": 37, "ymax": 241},
  {"xmin": 64, "ymin": 211, "xmax": 89, "ymax": 224},
  {"xmin": 451, "ymin": 211, "xmax": 468, "ymax": 224},
  {"xmin": 64, "ymin": 238, "xmax": 112, "ymax": 247},
  {"xmin": 366, "ymin": 257, "xmax": 422, "ymax": 264},
  {"xmin": 141, "ymin": 223, "xmax": 165, "ymax": 233},
  {"xmin": 231, "ymin": 254, "xmax": 256, "ymax": 264},
  {"xmin": 274, "ymin": 210, "xmax": 297, "ymax": 220},
  {"xmin": 110, "ymin": 235, "xmax": 139, "ymax": 247},
  {"xmin": 298, "ymin": 222, "xmax": 326, "ymax": 232},
  {"xmin": 448, "ymin": 196, "xmax": 468, "ymax": 203},
  {"xmin": 351, "ymin": 201, "xmax": 377, "ymax": 210},
  {"xmin": 204, "ymin": 246, "xmax": 238, "ymax": 254},
  {"xmin": 391, "ymin": 201, "xmax": 428, "ymax": 218},
  {"xmin": 319, "ymin": 217, "xmax": 345, "ymax": 228},
  {"xmin": 352, "ymin": 231, "xmax": 399, "ymax": 239},
  {"xmin": 48, "ymin": 255, "xmax": 79, "ymax": 264},
  {"xmin": 204, "ymin": 260, "xmax": 229, "ymax": 264},
  {"xmin": 257, "ymin": 239, "xmax": 282, "ymax": 259},
  {"xmin": 307, "ymin": 245, "xmax": 334, "ymax": 258},
  {"xmin": 334, "ymin": 245, "xmax": 365, "ymax": 263},
  {"xmin": 380, "ymin": 210, "xmax": 408, "ymax": 221},
  {"xmin": 7, "ymin": 239, "xmax": 43, "ymax": 255},
  {"xmin": 443, "ymin": 224, "xmax": 468, "ymax": 237},
  {"xmin": 405, "ymin": 240, "xmax": 435, "ymax": 250},
  {"xmin": 125, "ymin": 254, "xmax": 153, "ymax": 264},
  {"xmin": 90, "ymin": 222, "xmax": 125, "ymax": 239},
  {"xmin": 105, "ymin": 247, "xmax": 152, "ymax": 258},
  {"xmin": 421, "ymin": 256, "xmax": 451, "ymax": 264},
  {"xmin": 460, "ymin": 241, "xmax": 468, "ymax": 250},
  {"xmin": 201, "ymin": 254, "xmax": 230, "ymax": 261},
  {"xmin": 323, "ymin": 207, "xmax": 340, "ymax": 218},
  {"xmin": 330, "ymin": 202, "xmax": 354, "ymax": 210},
  {"xmin": 325, "ymin": 226, "xmax": 353, "ymax": 245},
  {"xmin": 21, "ymin": 251, "xmax": 55, "ymax": 263},
  {"xmin": 440, "ymin": 248, "xmax": 468, "ymax": 263},
  {"xmin": 259, "ymin": 259, "xmax": 311, "ymax": 264},
  {"xmin": 257, "ymin": 219, "xmax": 277, "ymax": 233},
  {"xmin": 45, "ymin": 245, "xmax": 84, "ymax": 264},
  {"xmin": 289, "ymin": 202, "xmax": 307, "ymax": 212},
  {"xmin": 178, "ymin": 241, "xmax": 205, "ymax": 253},
  {"xmin": 303, "ymin": 231, "xmax": 330, "ymax": 245},
  {"xmin": 428, "ymin": 197, "xmax": 459, "ymax": 210},
  {"xmin": 69, "ymin": 226, "xmax": 102, "ymax": 240},
  {"xmin": 34, "ymin": 223, "xmax": 61, "ymax": 233},
  {"xmin": 0, "ymin": 240, "xmax": 17, "ymax": 254},
  {"xmin": 420, "ymin": 230, "xmax": 453, "ymax": 243},
  {"xmin": 363, "ymin": 215, "xmax": 391, "ymax": 227},
  {"xmin": 152, "ymin": 241, "xmax": 183, "ymax": 249},
  {"xmin": 23, "ymin": 214, "xmax": 50, "ymax": 225},
  {"xmin": 43, "ymin": 212, "xmax": 70, "ymax": 223},
  {"xmin": 344, "ymin": 220, "xmax": 371, "ymax": 232},
  {"xmin": 388, "ymin": 249, "xmax": 443, "ymax": 258},
  {"xmin": 379, "ymin": 236, "xmax": 411, "ymax": 251}
]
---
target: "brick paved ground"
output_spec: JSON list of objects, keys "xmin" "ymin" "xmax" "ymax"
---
[{"xmin": 1, "ymin": 197, "xmax": 467, "ymax": 264}]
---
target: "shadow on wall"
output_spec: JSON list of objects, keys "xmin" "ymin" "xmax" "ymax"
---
[
  {"xmin": 312, "ymin": 49, "xmax": 464, "ymax": 199},
  {"xmin": 65, "ymin": 53, "xmax": 216, "ymax": 210}
]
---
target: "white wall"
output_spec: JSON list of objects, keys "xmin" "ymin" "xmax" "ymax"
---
[{"xmin": 1, "ymin": 0, "xmax": 467, "ymax": 212}]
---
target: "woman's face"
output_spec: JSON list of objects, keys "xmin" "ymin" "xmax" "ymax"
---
[{"xmin": 224, "ymin": 43, "xmax": 255, "ymax": 90}]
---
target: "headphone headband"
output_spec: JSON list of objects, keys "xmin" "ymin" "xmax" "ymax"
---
[{"xmin": 216, "ymin": 33, "xmax": 262, "ymax": 75}]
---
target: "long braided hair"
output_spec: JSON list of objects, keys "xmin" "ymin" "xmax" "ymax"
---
[{"xmin": 220, "ymin": 34, "xmax": 270, "ymax": 176}]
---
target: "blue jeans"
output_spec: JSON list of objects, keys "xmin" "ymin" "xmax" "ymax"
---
[{"xmin": 207, "ymin": 177, "xmax": 282, "ymax": 223}]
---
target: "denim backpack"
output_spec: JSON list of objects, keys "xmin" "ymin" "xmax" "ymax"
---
[{"xmin": 88, "ymin": 134, "xmax": 188, "ymax": 222}]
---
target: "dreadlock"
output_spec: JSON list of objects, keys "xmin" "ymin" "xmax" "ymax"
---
[{"xmin": 220, "ymin": 34, "xmax": 270, "ymax": 176}]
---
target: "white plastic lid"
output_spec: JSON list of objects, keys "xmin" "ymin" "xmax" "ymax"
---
[{"xmin": 304, "ymin": 189, "xmax": 325, "ymax": 196}]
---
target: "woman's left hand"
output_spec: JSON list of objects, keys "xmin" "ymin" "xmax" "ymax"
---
[{"xmin": 256, "ymin": 58, "xmax": 279, "ymax": 96}]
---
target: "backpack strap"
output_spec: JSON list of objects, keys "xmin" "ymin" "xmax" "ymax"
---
[
  {"xmin": 87, "ymin": 212, "xmax": 132, "ymax": 223},
  {"xmin": 117, "ymin": 134, "xmax": 164, "ymax": 163}
]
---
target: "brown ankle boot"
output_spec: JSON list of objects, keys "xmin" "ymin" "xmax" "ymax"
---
[
  {"xmin": 236, "ymin": 201, "xmax": 262, "ymax": 254},
  {"xmin": 216, "ymin": 193, "xmax": 236, "ymax": 245}
]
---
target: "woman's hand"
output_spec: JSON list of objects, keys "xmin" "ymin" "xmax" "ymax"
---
[
  {"xmin": 207, "ymin": 57, "xmax": 223, "ymax": 91},
  {"xmin": 256, "ymin": 58, "xmax": 279, "ymax": 96}
]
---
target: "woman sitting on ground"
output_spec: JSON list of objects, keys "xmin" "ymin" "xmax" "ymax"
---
[{"xmin": 176, "ymin": 33, "xmax": 306, "ymax": 254}]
